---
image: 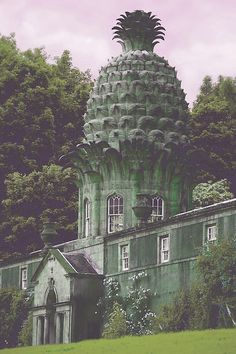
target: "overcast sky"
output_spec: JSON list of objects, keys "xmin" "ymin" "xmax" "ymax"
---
[{"xmin": 0, "ymin": 0, "xmax": 235, "ymax": 105}]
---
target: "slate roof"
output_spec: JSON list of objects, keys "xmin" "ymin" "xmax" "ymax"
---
[
  {"xmin": 63, "ymin": 253, "xmax": 97, "ymax": 275},
  {"xmin": 31, "ymin": 248, "xmax": 98, "ymax": 282}
]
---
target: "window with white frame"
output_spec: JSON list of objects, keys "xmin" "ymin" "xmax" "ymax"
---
[
  {"xmin": 160, "ymin": 235, "xmax": 169, "ymax": 263},
  {"xmin": 206, "ymin": 225, "xmax": 217, "ymax": 244},
  {"xmin": 20, "ymin": 267, "xmax": 27, "ymax": 290},
  {"xmin": 120, "ymin": 244, "xmax": 129, "ymax": 271},
  {"xmin": 150, "ymin": 196, "xmax": 164, "ymax": 222},
  {"xmin": 84, "ymin": 198, "xmax": 91, "ymax": 237},
  {"xmin": 107, "ymin": 194, "xmax": 124, "ymax": 233}
]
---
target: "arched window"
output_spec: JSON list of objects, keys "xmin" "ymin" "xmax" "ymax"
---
[
  {"xmin": 107, "ymin": 194, "xmax": 124, "ymax": 233},
  {"xmin": 150, "ymin": 196, "xmax": 164, "ymax": 222},
  {"xmin": 84, "ymin": 199, "xmax": 91, "ymax": 237}
]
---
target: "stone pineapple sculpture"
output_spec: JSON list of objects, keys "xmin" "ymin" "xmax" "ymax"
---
[{"xmin": 84, "ymin": 10, "xmax": 189, "ymax": 151}]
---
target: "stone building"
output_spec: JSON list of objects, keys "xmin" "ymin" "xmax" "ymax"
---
[{"xmin": 0, "ymin": 10, "xmax": 235, "ymax": 345}]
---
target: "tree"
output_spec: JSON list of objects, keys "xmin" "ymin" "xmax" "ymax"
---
[
  {"xmin": 0, "ymin": 34, "xmax": 91, "ymax": 202},
  {"xmin": 190, "ymin": 76, "xmax": 236, "ymax": 195},
  {"xmin": 0, "ymin": 165, "xmax": 77, "ymax": 260},
  {"xmin": 0, "ymin": 35, "xmax": 92, "ymax": 258},
  {"xmin": 196, "ymin": 240, "xmax": 236, "ymax": 327},
  {"xmin": 193, "ymin": 179, "xmax": 234, "ymax": 207}
]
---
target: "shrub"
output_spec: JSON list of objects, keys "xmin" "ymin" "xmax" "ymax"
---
[
  {"xmin": 18, "ymin": 312, "xmax": 33, "ymax": 346},
  {"xmin": 126, "ymin": 272, "xmax": 155, "ymax": 335},
  {"xmin": 102, "ymin": 302, "xmax": 127, "ymax": 338},
  {"xmin": 0, "ymin": 289, "xmax": 29, "ymax": 348},
  {"xmin": 188, "ymin": 284, "xmax": 211, "ymax": 329},
  {"xmin": 151, "ymin": 290, "xmax": 189, "ymax": 333}
]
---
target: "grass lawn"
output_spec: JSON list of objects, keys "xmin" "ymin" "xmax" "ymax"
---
[{"xmin": 1, "ymin": 328, "xmax": 236, "ymax": 354}]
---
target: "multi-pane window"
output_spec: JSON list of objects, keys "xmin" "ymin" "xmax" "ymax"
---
[
  {"xmin": 84, "ymin": 199, "xmax": 91, "ymax": 237},
  {"xmin": 207, "ymin": 225, "xmax": 217, "ymax": 244},
  {"xmin": 108, "ymin": 194, "xmax": 124, "ymax": 233},
  {"xmin": 121, "ymin": 245, "xmax": 129, "ymax": 271},
  {"xmin": 20, "ymin": 267, "xmax": 27, "ymax": 290},
  {"xmin": 160, "ymin": 236, "xmax": 169, "ymax": 263},
  {"xmin": 150, "ymin": 196, "xmax": 164, "ymax": 222}
]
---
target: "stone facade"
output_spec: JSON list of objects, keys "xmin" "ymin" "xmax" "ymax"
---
[{"xmin": 0, "ymin": 10, "xmax": 235, "ymax": 345}]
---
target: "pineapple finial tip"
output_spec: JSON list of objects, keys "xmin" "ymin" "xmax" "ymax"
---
[{"xmin": 112, "ymin": 10, "xmax": 165, "ymax": 52}]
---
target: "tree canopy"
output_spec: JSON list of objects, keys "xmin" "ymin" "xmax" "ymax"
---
[
  {"xmin": 0, "ymin": 34, "xmax": 92, "ymax": 260},
  {"xmin": 0, "ymin": 165, "xmax": 77, "ymax": 259},
  {"xmin": 193, "ymin": 179, "xmax": 233, "ymax": 208},
  {"xmin": 0, "ymin": 34, "xmax": 91, "ymax": 193},
  {"xmin": 190, "ymin": 76, "xmax": 236, "ymax": 195}
]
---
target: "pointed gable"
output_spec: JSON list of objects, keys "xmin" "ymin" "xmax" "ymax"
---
[{"xmin": 31, "ymin": 248, "xmax": 97, "ymax": 282}]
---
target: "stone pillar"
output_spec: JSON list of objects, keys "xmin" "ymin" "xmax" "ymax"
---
[
  {"xmin": 63, "ymin": 311, "xmax": 70, "ymax": 343},
  {"xmin": 37, "ymin": 317, "xmax": 42, "ymax": 345},
  {"xmin": 44, "ymin": 315, "xmax": 49, "ymax": 344},
  {"xmin": 55, "ymin": 313, "xmax": 61, "ymax": 344},
  {"xmin": 32, "ymin": 315, "xmax": 38, "ymax": 346}
]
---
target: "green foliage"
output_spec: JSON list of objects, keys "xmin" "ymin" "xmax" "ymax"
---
[
  {"xmin": 0, "ymin": 34, "xmax": 92, "ymax": 258},
  {"xmin": 188, "ymin": 284, "xmax": 211, "ymax": 330},
  {"xmin": 102, "ymin": 302, "xmax": 127, "ymax": 339},
  {"xmin": 197, "ymin": 240, "xmax": 236, "ymax": 302},
  {"xmin": 18, "ymin": 313, "xmax": 33, "ymax": 346},
  {"xmin": 190, "ymin": 76, "xmax": 236, "ymax": 195},
  {"xmin": 151, "ymin": 290, "xmax": 189, "ymax": 333},
  {"xmin": 101, "ymin": 273, "xmax": 155, "ymax": 337},
  {"xmin": 126, "ymin": 272, "xmax": 154, "ymax": 335},
  {"xmin": 98, "ymin": 278, "xmax": 123, "ymax": 325},
  {"xmin": 193, "ymin": 240, "xmax": 236, "ymax": 328},
  {"xmin": 193, "ymin": 179, "xmax": 233, "ymax": 207},
  {"xmin": 0, "ymin": 289, "xmax": 29, "ymax": 348},
  {"xmin": 0, "ymin": 165, "xmax": 77, "ymax": 259},
  {"xmin": 0, "ymin": 35, "xmax": 91, "ymax": 177}
]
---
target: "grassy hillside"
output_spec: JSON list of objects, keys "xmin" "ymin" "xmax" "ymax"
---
[{"xmin": 1, "ymin": 328, "xmax": 236, "ymax": 354}]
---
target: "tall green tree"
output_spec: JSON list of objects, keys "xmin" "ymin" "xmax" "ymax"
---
[
  {"xmin": 0, "ymin": 34, "xmax": 91, "ymax": 199},
  {"xmin": 0, "ymin": 35, "xmax": 92, "ymax": 258},
  {"xmin": 0, "ymin": 165, "xmax": 77, "ymax": 260},
  {"xmin": 190, "ymin": 76, "xmax": 236, "ymax": 195}
]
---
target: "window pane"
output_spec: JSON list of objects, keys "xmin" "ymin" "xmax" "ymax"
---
[
  {"xmin": 207, "ymin": 225, "xmax": 216, "ymax": 242},
  {"xmin": 108, "ymin": 194, "xmax": 124, "ymax": 233},
  {"xmin": 160, "ymin": 236, "xmax": 169, "ymax": 263},
  {"xmin": 150, "ymin": 196, "xmax": 164, "ymax": 222},
  {"xmin": 121, "ymin": 245, "xmax": 129, "ymax": 270}
]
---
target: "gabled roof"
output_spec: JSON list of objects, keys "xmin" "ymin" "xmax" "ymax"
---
[
  {"xmin": 31, "ymin": 248, "xmax": 97, "ymax": 282},
  {"xmin": 63, "ymin": 253, "xmax": 97, "ymax": 274}
]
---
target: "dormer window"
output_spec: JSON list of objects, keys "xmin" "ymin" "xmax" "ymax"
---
[
  {"xmin": 107, "ymin": 194, "xmax": 124, "ymax": 233},
  {"xmin": 150, "ymin": 196, "xmax": 164, "ymax": 222},
  {"xmin": 84, "ymin": 199, "xmax": 91, "ymax": 237}
]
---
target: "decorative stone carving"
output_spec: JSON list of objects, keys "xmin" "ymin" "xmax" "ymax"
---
[
  {"xmin": 132, "ymin": 193, "xmax": 152, "ymax": 225},
  {"xmin": 41, "ymin": 222, "xmax": 58, "ymax": 249},
  {"xmin": 83, "ymin": 10, "xmax": 188, "ymax": 149}
]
